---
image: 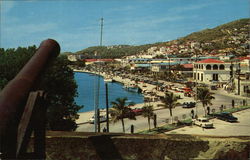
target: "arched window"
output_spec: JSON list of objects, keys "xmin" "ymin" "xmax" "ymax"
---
[
  {"xmin": 213, "ymin": 64, "xmax": 218, "ymax": 70},
  {"xmin": 219, "ymin": 64, "xmax": 225, "ymax": 70},
  {"xmin": 206, "ymin": 65, "xmax": 211, "ymax": 70}
]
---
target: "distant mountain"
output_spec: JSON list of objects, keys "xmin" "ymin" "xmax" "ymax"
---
[
  {"xmin": 75, "ymin": 18, "xmax": 249, "ymax": 58},
  {"xmin": 75, "ymin": 44, "xmax": 155, "ymax": 59}
]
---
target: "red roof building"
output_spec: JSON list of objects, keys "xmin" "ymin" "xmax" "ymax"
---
[
  {"xmin": 182, "ymin": 63, "xmax": 193, "ymax": 69},
  {"xmin": 236, "ymin": 57, "xmax": 250, "ymax": 61},
  {"xmin": 196, "ymin": 59, "xmax": 224, "ymax": 64}
]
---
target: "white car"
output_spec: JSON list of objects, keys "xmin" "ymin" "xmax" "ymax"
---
[
  {"xmin": 193, "ymin": 117, "xmax": 213, "ymax": 128},
  {"xmin": 89, "ymin": 115, "xmax": 107, "ymax": 124}
]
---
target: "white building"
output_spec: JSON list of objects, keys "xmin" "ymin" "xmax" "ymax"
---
[
  {"xmin": 234, "ymin": 58, "xmax": 250, "ymax": 97},
  {"xmin": 147, "ymin": 47, "xmax": 157, "ymax": 54},
  {"xmin": 193, "ymin": 59, "xmax": 231, "ymax": 84},
  {"xmin": 67, "ymin": 54, "xmax": 77, "ymax": 62}
]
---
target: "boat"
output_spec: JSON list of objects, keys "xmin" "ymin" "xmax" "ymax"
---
[
  {"xmin": 123, "ymin": 83, "xmax": 139, "ymax": 92},
  {"xmin": 104, "ymin": 76, "xmax": 113, "ymax": 82}
]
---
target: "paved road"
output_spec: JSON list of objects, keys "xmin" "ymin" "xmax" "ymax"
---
[
  {"xmin": 76, "ymin": 92, "xmax": 243, "ymax": 133},
  {"xmin": 166, "ymin": 109, "xmax": 250, "ymax": 136}
]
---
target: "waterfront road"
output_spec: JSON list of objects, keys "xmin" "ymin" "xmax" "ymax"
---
[
  {"xmin": 165, "ymin": 108, "xmax": 250, "ymax": 136},
  {"xmin": 76, "ymin": 93, "xmax": 244, "ymax": 133}
]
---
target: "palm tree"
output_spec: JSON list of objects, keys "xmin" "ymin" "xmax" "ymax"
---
[
  {"xmin": 141, "ymin": 105, "xmax": 154, "ymax": 130},
  {"xmin": 161, "ymin": 92, "xmax": 180, "ymax": 123},
  {"xmin": 110, "ymin": 97, "xmax": 136, "ymax": 133},
  {"xmin": 196, "ymin": 87, "xmax": 215, "ymax": 116}
]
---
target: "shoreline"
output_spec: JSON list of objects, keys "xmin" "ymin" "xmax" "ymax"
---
[
  {"xmin": 73, "ymin": 68, "xmax": 196, "ymax": 124},
  {"xmin": 74, "ymin": 69, "xmax": 249, "ymax": 125},
  {"xmin": 74, "ymin": 69, "xmax": 150, "ymax": 124}
]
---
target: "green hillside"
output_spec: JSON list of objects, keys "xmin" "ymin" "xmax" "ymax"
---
[
  {"xmin": 179, "ymin": 18, "xmax": 249, "ymax": 43},
  {"xmin": 75, "ymin": 44, "xmax": 155, "ymax": 59},
  {"xmin": 76, "ymin": 18, "xmax": 249, "ymax": 58}
]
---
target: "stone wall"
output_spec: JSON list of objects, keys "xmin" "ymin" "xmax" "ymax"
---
[{"xmin": 30, "ymin": 132, "xmax": 250, "ymax": 160}]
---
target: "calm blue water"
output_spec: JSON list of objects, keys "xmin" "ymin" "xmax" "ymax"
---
[{"xmin": 74, "ymin": 72, "xmax": 144, "ymax": 113}]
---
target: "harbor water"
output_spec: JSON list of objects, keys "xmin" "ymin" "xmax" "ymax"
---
[{"xmin": 74, "ymin": 72, "xmax": 144, "ymax": 112}]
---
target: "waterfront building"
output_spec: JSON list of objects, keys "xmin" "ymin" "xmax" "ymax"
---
[
  {"xmin": 193, "ymin": 59, "xmax": 231, "ymax": 84},
  {"xmin": 234, "ymin": 58, "xmax": 250, "ymax": 97},
  {"xmin": 180, "ymin": 64, "xmax": 193, "ymax": 78},
  {"xmin": 131, "ymin": 63, "xmax": 152, "ymax": 71}
]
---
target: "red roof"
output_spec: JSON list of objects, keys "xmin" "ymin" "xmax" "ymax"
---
[
  {"xmin": 236, "ymin": 57, "xmax": 250, "ymax": 61},
  {"xmin": 196, "ymin": 59, "xmax": 224, "ymax": 64},
  {"xmin": 85, "ymin": 59, "xmax": 113, "ymax": 62},
  {"xmin": 182, "ymin": 64, "xmax": 193, "ymax": 68},
  {"xmin": 85, "ymin": 59, "xmax": 97, "ymax": 62}
]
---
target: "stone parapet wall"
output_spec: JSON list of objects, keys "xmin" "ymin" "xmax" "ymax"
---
[{"xmin": 31, "ymin": 131, "xmax": 250, "ymax": 160}]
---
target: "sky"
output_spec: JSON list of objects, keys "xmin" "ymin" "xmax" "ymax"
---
[{"xmin": 0, "ymin": 0, "xmax": 249, "ymax": 53}]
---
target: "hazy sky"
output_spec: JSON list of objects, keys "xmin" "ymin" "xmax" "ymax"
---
[{"xmin": 0, "ymin": 0, "xmax": 249, "ymax": 52}]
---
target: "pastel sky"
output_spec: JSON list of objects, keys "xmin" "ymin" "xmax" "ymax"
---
[{"xmin": 0, "ymin": 0, "xmax": 249, "ymax": 52}]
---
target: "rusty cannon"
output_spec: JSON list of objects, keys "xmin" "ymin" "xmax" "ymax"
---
[{"xmin": 0, "ymin": 39, "xmax": 60, "ymax": 159}]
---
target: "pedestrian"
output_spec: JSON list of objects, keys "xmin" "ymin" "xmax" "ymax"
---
[
  {"xmin": 131, "ymin": 124, "xmax": 134, "ymax": 134},
  {"xmin": 207, "ymin": 106, "xmax": 210, "ymax": 115},
  {"xmin": 191, "ymin": 109, "xmax": 194, "ymax": 119},
  {"xmin": 220, "ymin": 105, "xmax": 223, "ymax": 112},
  {"xmin": 103, "ymin": 127, "xmax": 107, "ymax": 132}
]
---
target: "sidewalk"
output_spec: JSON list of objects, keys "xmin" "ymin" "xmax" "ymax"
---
[{"xmin": 212, "ymin": 88, "xmax": 249, "ymax": 100}]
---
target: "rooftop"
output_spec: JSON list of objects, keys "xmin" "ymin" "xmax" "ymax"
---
[{"xmin": 196, "ymin": 59, "xmax": 224, "ymax": 64}]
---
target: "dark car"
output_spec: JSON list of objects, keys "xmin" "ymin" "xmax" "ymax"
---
[
  {"xmin": 182, "ymin": 102, "xmax": 196, "ymax": 108},
  {"xmin": 213, "ymin": 112, "xmax": 238, "ymax": 122}
]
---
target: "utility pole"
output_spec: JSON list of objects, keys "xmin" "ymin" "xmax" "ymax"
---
[
  {"xmin": 237, "ymin": 63, "xmax": 241, "ymax": 95},
  {"xmin": 194, "ymin": 49, "xmax": 198, "ymax": 118},
  {"xmin": 168, "ymin": 56, "xmax": 171, "ymax": 81},
  {"xmin": 100, "ymin": 17, "xmax": 104, "ymax": 46},
  {"xmin": 105, "ymin": 83, "xmax": 109, "ymax": 132},
  {"xmin": 94, "ymin": 18, "xmax": 104, "ymax": 132}
]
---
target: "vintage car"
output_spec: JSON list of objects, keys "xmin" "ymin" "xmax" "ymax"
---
[
  {"xmin": 193, "ymin": 117, "xmax": 213, "ymax": 128},
  {"xmin": 213, "ymin": 112, "xmax": 238, "ymax": 122}
]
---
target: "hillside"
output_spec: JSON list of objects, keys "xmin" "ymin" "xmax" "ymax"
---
[
  {"xmin": 75, "ymin": 18, "xmax": 249, "ymax": 58},
  {"xmin": 179, "ymin": 18, "xmax": 249, "ymax": 42}
]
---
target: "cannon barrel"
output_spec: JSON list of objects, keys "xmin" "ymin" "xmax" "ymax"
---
[{"xmin": 0, "ymin": 39, "xmax": 60, "ymax": 135}]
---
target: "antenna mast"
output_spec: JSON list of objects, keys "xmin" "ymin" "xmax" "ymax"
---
[
  {"xmin": 100, "ymin": 17, "xmax": 104, "ymax": 46},
  {"xmin": 94, "ymin": 18, "xmax": 104, "ymax": 132}
]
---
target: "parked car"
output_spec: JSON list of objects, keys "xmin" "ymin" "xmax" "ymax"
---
[
  {"xmin": 89, "ymin": 115, "xmax": 107, "ymax": 124},
  {"xmin": 132, "ymin": 108, "xmax": 143, "ymax": 115},
  {"xmin": 193, "ymin": 117, "xmax": 213, "ymax": 128},
  {"xmin": 182, "ymin": 102, "xmax": 196, "ymax": 108},
  {"xmin": 213, "ymin": 112, "xmax": 238, "ymax": 122},
  {"xmin": 210, "ymin": 85, "xmax": 217, "ymax": 90}
]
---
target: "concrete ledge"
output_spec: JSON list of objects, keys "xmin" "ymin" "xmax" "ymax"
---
[{"xmin": 30, "ymin": 131, "xmax": 250, "ymax": 160}]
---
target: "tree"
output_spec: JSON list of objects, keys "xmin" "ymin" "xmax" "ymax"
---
[
  {"xmin": 196, "ymin": 87, "xmax": 215, "ymax": 116},
  {"xmin": 110, "ymin": 97, "xmax": 136, "ymax": 133},
  {"xmin": 0, "ymin": 46, "xmax": 83, "ymax": 131},
  {"xmin": 141, "ymin": 105, "xmax": 154, "ymax": 130},
  {"xmin": 161, "ymin": 92, "xmax": 180, "ymax": 123},
  {"xmin": 39, "ymin": 55, "xmax": 83, "ymax": 131}
]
